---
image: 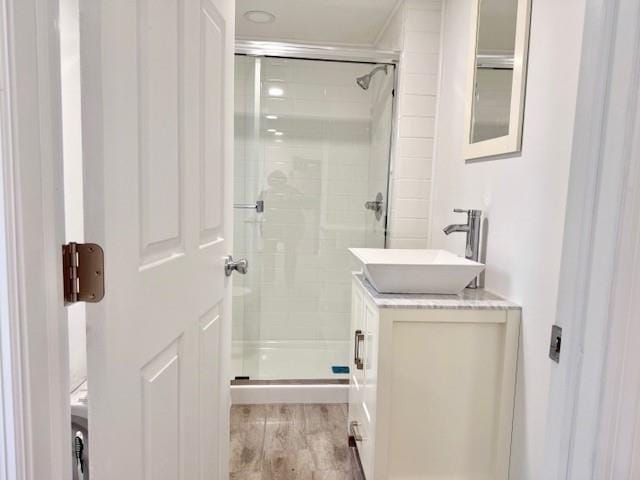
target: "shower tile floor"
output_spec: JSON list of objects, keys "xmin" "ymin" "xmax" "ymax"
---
[{"xmin": 230, "ymin": 404, "xmax": 362, "ymax": 480}]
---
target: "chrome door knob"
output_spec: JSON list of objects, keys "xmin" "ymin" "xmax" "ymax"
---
[{"xmin": 224, "ymin": 256, "xmax": 248, "ymax": 276}]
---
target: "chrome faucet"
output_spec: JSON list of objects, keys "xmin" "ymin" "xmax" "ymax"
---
[{"xmin": 443, "ymin": 209, "xmax": 482, "ymax": 288}]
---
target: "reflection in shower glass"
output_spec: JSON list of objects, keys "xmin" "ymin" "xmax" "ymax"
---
[{"xmin": 233, "ymin": 56, "xmax": 394, "ymax": 381}]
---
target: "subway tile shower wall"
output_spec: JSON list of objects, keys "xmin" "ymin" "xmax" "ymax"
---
[{"xmin": 377, "ymin": 0, "xmax": 443, "ymax": 248}]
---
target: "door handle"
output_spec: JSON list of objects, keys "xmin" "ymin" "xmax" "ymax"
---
[
  {"xmin": 224, "ymin": 256, "xmax": 249, "ymax": 277},
  {"xmin": 354, "ymin": 329, "xmax": 365, "ymax": 370},
  {"xmin": 233, "ymin": 200, "xmax": 264, "ymax": 213}
]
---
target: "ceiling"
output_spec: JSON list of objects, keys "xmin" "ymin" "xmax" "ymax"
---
[{"xmin": 236, "ymin": 0, "xmax": 402, "ymax": 47}]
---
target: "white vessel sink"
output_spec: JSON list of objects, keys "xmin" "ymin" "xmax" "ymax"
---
[{"xmin": 349, "ymin": 248, "xmax": 485, "ymax": 295}]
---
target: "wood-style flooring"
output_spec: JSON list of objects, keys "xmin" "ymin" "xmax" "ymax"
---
[{"xmin": 230, "ymin": 404, "xmax": 362, "ymax": 480}]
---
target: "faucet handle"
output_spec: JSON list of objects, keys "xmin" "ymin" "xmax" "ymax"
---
[{"xmin": 453, "ymin": 208, "xmax": 482, "ymax": 217}]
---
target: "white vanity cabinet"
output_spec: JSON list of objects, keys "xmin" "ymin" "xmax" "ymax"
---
[{"xmin": 348, "ymin": 275, "xmax": 521, "ymax": 480}]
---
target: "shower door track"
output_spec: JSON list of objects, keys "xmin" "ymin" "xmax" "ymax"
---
[{"xmin": 235, "ymin": 40, "xmax": 400, "ymax": 65}]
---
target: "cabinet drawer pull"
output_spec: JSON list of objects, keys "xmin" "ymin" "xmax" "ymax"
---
[
  {"xmin": 354, "ymin": 330, "xmax": 365, "ymax": 370},
  {"xmin": 350, "ymin": 421, "xmax": 365, "ymax": 442}
]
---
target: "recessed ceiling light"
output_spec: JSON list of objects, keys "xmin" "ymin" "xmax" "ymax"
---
[
  {"xmin": 244, "ymin": 10, "xmax": 276, "ymax": 24},
  {"xmin": 266, "ymin": 115, "xmax": 278, "ymax": 120},
  {"xmin": 267, "ymin": 128, "xmax": 277, "ymax": 133},
  {"xmin": 268, "ymin": 86, "xmax": 284, "ymax": 97},
  {"xmin": 274, "ymin": 131, "xmax": 284, "ymax": 136}
]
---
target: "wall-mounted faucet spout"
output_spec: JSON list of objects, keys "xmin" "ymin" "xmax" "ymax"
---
[{"xmin": 443, "ymin": 209, "xmax": 482, "ymax": 288}]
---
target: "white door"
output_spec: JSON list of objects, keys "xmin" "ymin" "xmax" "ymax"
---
[{"xmin": 80, "ymin": 0, "xmax": 234, "ymax": 478}]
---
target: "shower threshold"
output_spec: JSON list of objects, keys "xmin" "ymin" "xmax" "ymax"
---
[
  {"xmin": 231, "ymin": 378, "xmax": 348, "ymax": 385},
  {"xmin": 230, "ymin": 378, "xmax": 349, "ymax": 405}
]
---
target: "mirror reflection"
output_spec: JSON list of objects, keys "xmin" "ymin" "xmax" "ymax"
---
[{"xmin": 470, "ymin": 0, "xmax": 519, "ymax": 144}]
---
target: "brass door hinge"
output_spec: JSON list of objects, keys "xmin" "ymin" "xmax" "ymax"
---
[{"xmin": 62, "ymin": 242, "xmax": 105, "ymax": 305}]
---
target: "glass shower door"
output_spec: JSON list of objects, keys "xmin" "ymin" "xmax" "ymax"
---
[{"xmin": 232, "ymin": 55, "xmax": 394, "ymax": 381}]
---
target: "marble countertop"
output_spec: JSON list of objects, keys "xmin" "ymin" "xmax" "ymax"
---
[{"xmin": 355, "ymin": 274, "xmax": 521, "ymax": 311}]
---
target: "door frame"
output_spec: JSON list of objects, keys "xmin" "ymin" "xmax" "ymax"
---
[
  {"xmin": 544, "ymin": 0, "xmax": 640, "ymax": 477},
  {"xmin": 0, "ymin": 0, "xmax": 71, "ymax": 479}
]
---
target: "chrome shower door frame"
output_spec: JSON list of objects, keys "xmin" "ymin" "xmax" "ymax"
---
[
  {"xmin": 235, "ymin": 40, "xmax": 400, "ymax": 247},
  {"xmin": 235, "ymin": 40, "xmax": 400, "ymax": 65}
]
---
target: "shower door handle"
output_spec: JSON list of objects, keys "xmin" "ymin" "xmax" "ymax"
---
[{"xmin": 234, "ymin": 200, "xmax": 264, "ymax": 213}]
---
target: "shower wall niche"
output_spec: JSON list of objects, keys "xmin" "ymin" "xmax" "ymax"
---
[{"xmin": 233, "ymin": 55, "xmax": 394, "ymax": 381}]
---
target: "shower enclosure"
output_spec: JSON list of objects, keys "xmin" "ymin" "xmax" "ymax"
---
[{"xmin": 233, "ymin": 48, "xmax": 396, "ymax": 384}]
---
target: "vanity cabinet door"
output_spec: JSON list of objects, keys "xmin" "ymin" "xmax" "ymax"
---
[
  {"xmin": 363, "ymin": 297, "xmax": 379, "ymax": 421},
  {"xmin": 349, "ymin": 281, "xmax": 366, "ymax": 443},
  {"xmin": 359, "ymin": 295, "xmax": 379, "ymax": 480},
  {"xmin": 348, "ymin": 280, "xmax": 376, "ymax": 478}
]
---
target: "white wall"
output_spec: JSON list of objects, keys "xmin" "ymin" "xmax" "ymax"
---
[
  {"xmin": 60, "ymin": 0, "xmax": 86, "ymax": 391},
  {"xmin": 376, "ymin": 0, "xmax": 443, "ymax": 248},
  {"xmin": 430, "ymin": 0, "xmax": 587, "ymax": 477}
]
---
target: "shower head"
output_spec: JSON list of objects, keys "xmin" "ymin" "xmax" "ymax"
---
[
  {"xmin": 356, "ymin": 65, "xmax": 389, "ymax": 90},
  {"xmin": 356, "ymin": 75, "xmax": 370, "ymax": 90}
]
